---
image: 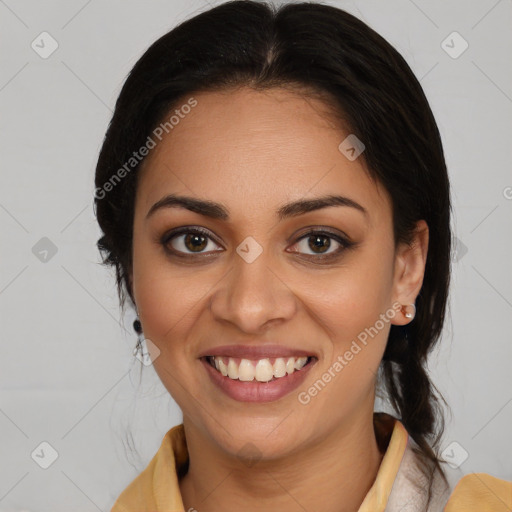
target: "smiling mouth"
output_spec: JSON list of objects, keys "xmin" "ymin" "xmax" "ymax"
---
[{"xmin": 204, "ymin": 355, "xmax": 316, "ymax": 383}]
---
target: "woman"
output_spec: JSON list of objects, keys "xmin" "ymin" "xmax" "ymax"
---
[{"xmin": 94, "ymin": 1, "xmax": 512, "ymax": 510}]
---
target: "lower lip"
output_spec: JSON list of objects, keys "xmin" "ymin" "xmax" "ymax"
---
[{"xmin": 201, "ymin": 357, "xmax": 316, "ymax": 403}]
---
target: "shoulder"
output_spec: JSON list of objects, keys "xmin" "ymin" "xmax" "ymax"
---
[
  {"xmin": 110, "ymin": 450, "xmax": 159, "ymax": 511},
  {"xmin": 111, "ymin": 424, "xmax": 186, "ymax": 511},
  {"xmin": 444, "ymin": 473, "xmax": 512, "ymax": 511},
  {"xmin": 385, "ymin": 431, "xmax": 512, "ymax": 512}
]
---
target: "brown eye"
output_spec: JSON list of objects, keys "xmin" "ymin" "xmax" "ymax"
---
[
  {"xmin": 183, "ymin": 233, "xmax": 208, "ymax": 252},
  {"xmin": 307, "ymin": 234, "xmax": 332, "ymax": 254},
  {"xmin": 287, "ymin": 228, "xmax": 353, "ymax": 260},
  {"xmin": 293, "ymin": 234, "xmax": 339, "ymax": 256},
  {"xmin": 162, "ymin": 227, "xmax": 223, "ymax": 255}
]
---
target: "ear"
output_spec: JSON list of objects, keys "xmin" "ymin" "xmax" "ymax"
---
[{"xmin": 390, "ymin": 220, "xmax": 429, "ymax": 326}]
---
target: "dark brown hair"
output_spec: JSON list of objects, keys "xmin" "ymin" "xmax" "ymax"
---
[{"xmin": 94, "ymin": 0, "xmax": 451, "ymax": 501}]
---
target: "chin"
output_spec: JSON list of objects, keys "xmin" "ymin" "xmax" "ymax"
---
[{"xmin": 205, "ymin": 414, "xmax": 310, "ymax": 461}]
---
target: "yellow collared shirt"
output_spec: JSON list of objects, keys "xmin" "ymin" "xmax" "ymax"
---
[{"xmin": 111, "ymin": 415, "xmax": 512, "ymax": 511}]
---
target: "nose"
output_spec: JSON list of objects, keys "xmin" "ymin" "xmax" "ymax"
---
[{"xmin": 209, "ymin": 248, "xmax": 297, "ymax": 334}]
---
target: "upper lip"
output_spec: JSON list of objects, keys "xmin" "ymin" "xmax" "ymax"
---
[{"xmin": 198, "ymin": 344, "xmax": 317, "ymax": 359}]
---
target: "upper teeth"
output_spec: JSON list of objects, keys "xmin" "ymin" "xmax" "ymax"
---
[{"xmin": 211, "ymin": 356, "xmax": 308, "ymax": 382}]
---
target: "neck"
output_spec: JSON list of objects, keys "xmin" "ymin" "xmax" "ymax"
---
[{"xmin": 179, "ymin": 410, "xmax": 385, "ymax": 512}]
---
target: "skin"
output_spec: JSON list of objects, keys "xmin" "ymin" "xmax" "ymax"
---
[{"xmin": 130, "ymin": 86, "xmax": 429, "ymax": 512}]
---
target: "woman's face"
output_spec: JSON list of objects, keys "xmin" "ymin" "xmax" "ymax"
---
[{"xmin": 131, "ymin": 86, "xmax": 426, "ymax": 459}]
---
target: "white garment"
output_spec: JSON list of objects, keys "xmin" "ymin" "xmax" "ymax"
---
[{"xmin": 385, "ymin": 435, "xmax": 463, "ymax": 512}]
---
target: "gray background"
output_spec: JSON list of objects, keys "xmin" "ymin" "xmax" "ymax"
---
[{"xmin": 1, "ymin": 0, "xmax": 511, "ymax": 510}]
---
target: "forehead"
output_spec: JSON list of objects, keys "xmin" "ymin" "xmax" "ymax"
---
[{"xmin": 136, "ymin": 87, "xmax": 390, "ymax": 221}]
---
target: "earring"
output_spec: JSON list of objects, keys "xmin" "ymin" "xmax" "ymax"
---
[
  {"xmin": 133, "ymin": 318, "xmax": 144, "ymax": 358},
  {"xmin": 401, "ymin": 303, "xmax": 416, "ymax": 320}
]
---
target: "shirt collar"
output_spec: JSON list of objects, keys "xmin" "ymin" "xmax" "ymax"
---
[{"xmin": 113, "ymin": 413, "xmax": 410, "ymax": 512}]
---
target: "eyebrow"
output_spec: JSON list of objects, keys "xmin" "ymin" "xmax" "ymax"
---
[{"xmin": 146, "ymin": 193, "xmax": 367, "ymax": 221}]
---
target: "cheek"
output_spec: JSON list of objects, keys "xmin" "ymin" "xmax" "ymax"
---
[
  {"xmin": 306, "ymin": 282, "xmax": 391, "ymax": 381},
  {"xmin": 131, "ymin": 229, "xmax": 228, "ymax": 371},
  {"xmin": 131, "ymin": 243, "xmax": 210, "ymax": 413},
  {"xmin": 296, "ymin": 240, "xmax": 395, "ymax": 393},
  {"xmin": 300, "ymin": 243, "xmax": 395, "ymax": 340},
  {"xmin": 132, "ymin": 261, "xmax": 207, "ymax": 354},
  {"xmin": 294, "ymin": 279, "xmax": 393, "ymax": 427},
  {"xmin": 131, "ymin": 230, "xmax": 192, "ymax": 349}
]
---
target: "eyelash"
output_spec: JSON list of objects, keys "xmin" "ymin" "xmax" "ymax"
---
[{"xmin": 160, "ymin": 226, "xmax": 354, "ymax": 262}]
